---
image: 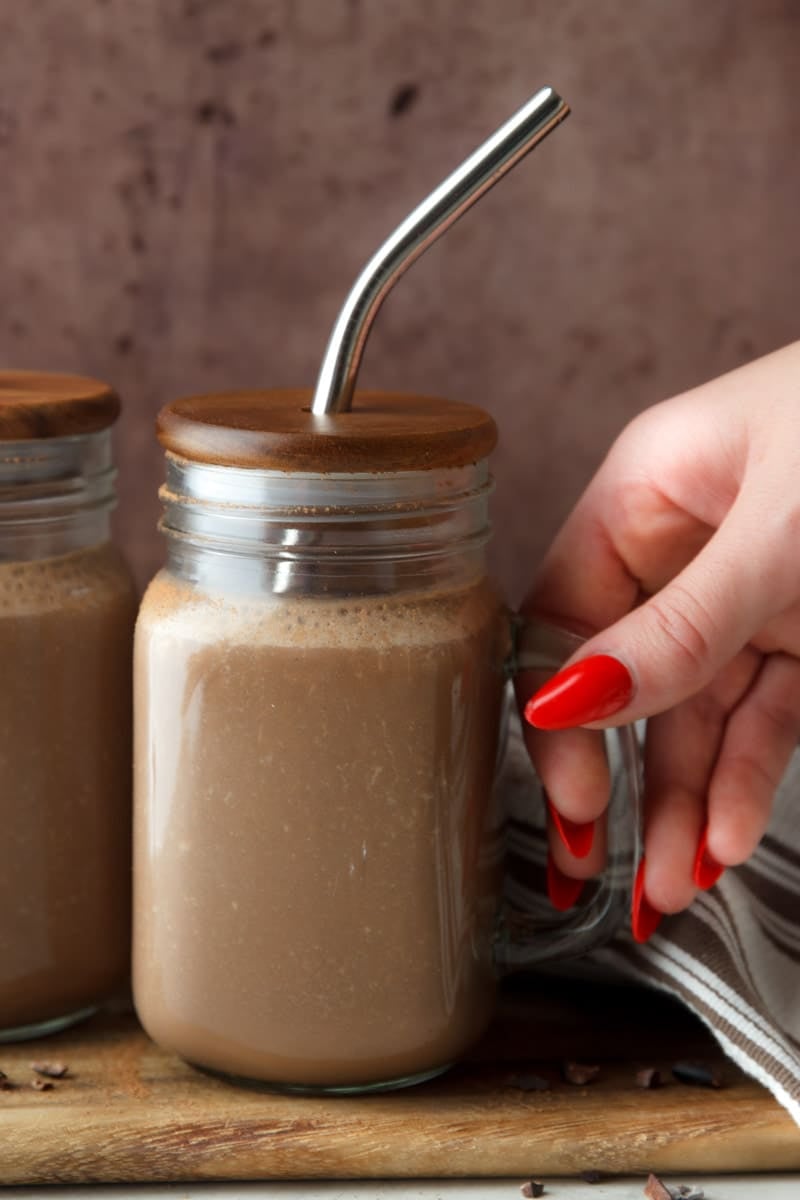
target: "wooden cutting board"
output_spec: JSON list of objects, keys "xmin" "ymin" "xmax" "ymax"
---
[{"xmin": 1, "ymin": 976, "xmax": 797, "ymax": 1184}]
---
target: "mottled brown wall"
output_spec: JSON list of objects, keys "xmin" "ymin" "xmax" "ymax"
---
[{"xmin": 1, "ymin": 0, "xmax": 798, "ymax": 601}]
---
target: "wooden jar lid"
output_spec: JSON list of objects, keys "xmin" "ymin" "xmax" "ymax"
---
[
  {"xmin": 0, "ymin": 371, "xmax": 120, "ymax": 439},
  {"xmin": 157, "ymin": 389, "xmax": 497, "ymax": 472}
]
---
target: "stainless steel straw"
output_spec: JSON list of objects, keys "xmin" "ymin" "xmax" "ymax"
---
[{"xmin": 311, "ymin": 86, "xmax": 570, "ymax": 416}]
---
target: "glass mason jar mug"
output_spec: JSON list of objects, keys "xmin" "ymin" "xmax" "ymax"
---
[
  {"xmin": 0, "ymin": 371, "xmax": 137, "ymax": 1041},
  {"xmin": 133, "ymin": 390, "xmax": 641, "ymax": 1092}
]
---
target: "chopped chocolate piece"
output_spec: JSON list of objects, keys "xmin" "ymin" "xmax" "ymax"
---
[
  {"xmin": 509, "ymin": 1072, "xmax": 551, "ymax": 1092},
  {"xmin": 671, "ymin": 1060, "xmax": 722, "ymax": 1088},
  {"xmin": 520, "ymin": 1182, "xmax": 545, "ymax": 1198},
  {"xmin": 635, "ymin": 1067, "xmax": 663, "ymax": 1089},
  {"xmin": 563, "ymin": 1061, "xmax": 600, "ymax": 1085},
  {"xmin": 31, "ymin": 1078, "xmax": 54, "ymax": 1091},
  {"xmin": 31, "ymin": 1061, "xmax": 68, "ymax": 1079},
  {"xmin": 580, "ymin": 1170, "xmax": 604, "ymax": 1184},
  {"xmin": 0, "ymin": 1070, "xmax": 14, "ymax": 1092},
  {"xmin": 644, "ymin": 1175, "xmax": 672, "ymax": 1200}
]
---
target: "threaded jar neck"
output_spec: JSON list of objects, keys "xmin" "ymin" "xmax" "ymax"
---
[
  {"xmin": 0, "ymin": 431, "xmax": 117, "ymax": 561},
  {"xmin": 159, "ymin": 454, "xmax": 494, "ymax": 596}
]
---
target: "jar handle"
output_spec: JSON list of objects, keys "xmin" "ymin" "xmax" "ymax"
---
[{"xmin": 493, "ymin": 617, "xmax": 644, "ymax": 974}]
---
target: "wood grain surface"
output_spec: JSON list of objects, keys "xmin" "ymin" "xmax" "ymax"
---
[
  {"xmin": 1, "ymin": 977, "xmax": 797, "ymax": 1184},
  {"xmin": 0, "ymin": 370, "xmax": 119, "ymax": 439},
  {"xmin": 156, "ymin": 389, "xmax": 498, "ymax": 471}
]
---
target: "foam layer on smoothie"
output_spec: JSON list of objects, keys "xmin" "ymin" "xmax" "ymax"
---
[
  {"xmin": 138, "ymin": 569, "xmax": 507, "ymax": 652},
  {"xmin": 0, "ymin": 542, "xmax": 132, "ymax": 615}
]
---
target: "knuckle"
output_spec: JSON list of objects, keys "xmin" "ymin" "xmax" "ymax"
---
[
  {"xmin": 756, "ymin": 692, "xmax": 800, "ymax": 752},
  {"xmin": 722, "ymin": 751, "xmax": 777, "ymax": 797},
  {"xmin": 644, "ymin": 584, "xmax": 718, "ymax": 680},
  {"xmin": 607, "ymin": 477, "xmax": 655, "ymax": 542}
]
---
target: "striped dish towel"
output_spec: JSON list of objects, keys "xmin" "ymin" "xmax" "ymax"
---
[{"xmin": 501, "ymin": 704, "xmax": 800, "ymax": 1126}]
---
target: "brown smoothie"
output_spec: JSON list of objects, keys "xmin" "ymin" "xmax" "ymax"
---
[
  {"xmin": 133, "ymin": 570, "xmax": 508, "ymax": 1088},
  {"xmin": 0, "ymin": 542, "xmax": 137, "ymax": 1034}
]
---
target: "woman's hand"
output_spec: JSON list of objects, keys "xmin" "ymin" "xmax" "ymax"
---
[{"xmin": 520, "ymin": 340, "xmax": 800, "ymax": 939}]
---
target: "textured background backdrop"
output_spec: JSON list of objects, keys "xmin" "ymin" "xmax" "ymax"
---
[{"xmin": 1, "ymin": 0, "xmax": 798, "ymax": 599}]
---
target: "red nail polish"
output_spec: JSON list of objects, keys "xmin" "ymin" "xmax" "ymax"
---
[
  {"xmin": 631, "ymin": 857, "xmax": 662, "ymax": 943},
  {"xmin": 524, "ymin": 654, "xmax": 634, "ymax": 730},
  {"xmin": 693, "ymin": 826, "xmax": 725, "ymax": 890},
  {"xmin": 547, "ymin": 855, "xmax": 585, "ymax": 911},
  {"xmin": 546, "ymin": 794, "xmax": 594, "ymax": 859}
]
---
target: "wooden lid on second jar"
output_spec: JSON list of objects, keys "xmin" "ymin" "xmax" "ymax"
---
[
  {"xmin": 157, "ymin": 390, "xmax": 498, "ymax": 473},
  {"xmin": 0, "ymin": 370, "xmax": 120, "ymax": 439}
]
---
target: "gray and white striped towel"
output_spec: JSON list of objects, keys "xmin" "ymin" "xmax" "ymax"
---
[{"xmin": 501, "ymin": 707, "xmax": 800, "ymax": 1126}]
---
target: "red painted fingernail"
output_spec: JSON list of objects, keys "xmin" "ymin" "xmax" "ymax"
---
[
  {"xmin": 545, "ymin": 793, "xmax": 595, "ymax": 859},
  {"xmin": 631, "ymin": 857, "xmax": 662, "ymax": 943},
  {"xmin": 547, "ymin": 855, "xmax": 585, "ymax": 911},
  {"xmin": 693, "ymin": 825, "xmax": 725, "ymax": 890},
  {"xmin": 523, "ymin": 654, "xmax": 634, "ymax": 730}
]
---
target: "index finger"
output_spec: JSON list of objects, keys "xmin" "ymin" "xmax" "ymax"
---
[
  {"xmin": 522, "ymin": 475, "xmax": 639, "ymax": 638},
  {"xmin": 523, "ymin": 456, "xmax": 713, "ymax": 640}
]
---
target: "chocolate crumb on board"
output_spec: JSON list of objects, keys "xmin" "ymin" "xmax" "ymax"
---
[
  {"xmin": 580, "ymin": 1170, "xmax": 604, "ymax": 1184},
  {"xmin": 644, "ymin": 1176, "xmax": 672, "ymax": 1200},
  {"xmin": 31, "ymin": 1061, "xmax": 68, "ymax": 1079},
  {"xmin": 671, "ymin": 1060, "xmax": 723, "ymax": 1088},
  {"xmin": 520, "ymin": 1181, "xmax": 545, "ymax": 1198},
  {"xmin": 508, "ymin": 1072, "xmax": 551, "ymax": 1092},
  {"xmin": 563, "ymin": 1061, "xmax": 600, "ymax": 1085},
  {"xmin": 635, "ymin": 1067, "xmax": 663, "ymax": 1089},
  {"xmin": 643, "ymin": 1174, "xmax": 704, "ymax": 1200},
  {"xmin": 30, "ymin": 1078, "xmax": 54, "ymax": 1091},
  {"xmin": 0, "ymin": 1070, "xmax": 14, "ymax": 1092}
]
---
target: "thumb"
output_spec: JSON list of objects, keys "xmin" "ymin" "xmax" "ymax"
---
[{"xmin": 525, "ymin": 496, "xmax": 797, "ymax": 729}]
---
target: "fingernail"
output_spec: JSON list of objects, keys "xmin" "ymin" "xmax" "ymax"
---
[
  {"xmin": 545, "ymin": 793, "xmax": 595, "ymax": 859},
  {"xmin": 631, "ymin": 857, "xmax": 662, "ymax": 943},
  {"xmin": 693, "ymin": 825, "xmax": 725, "ymax": 890},
  {"xmin": 547, "ymin": 855, "xmax": 585, "ymax": 911},
  {"xmin": 523, "ymin": 654, "xmax": 634, "ymax": 730}
]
